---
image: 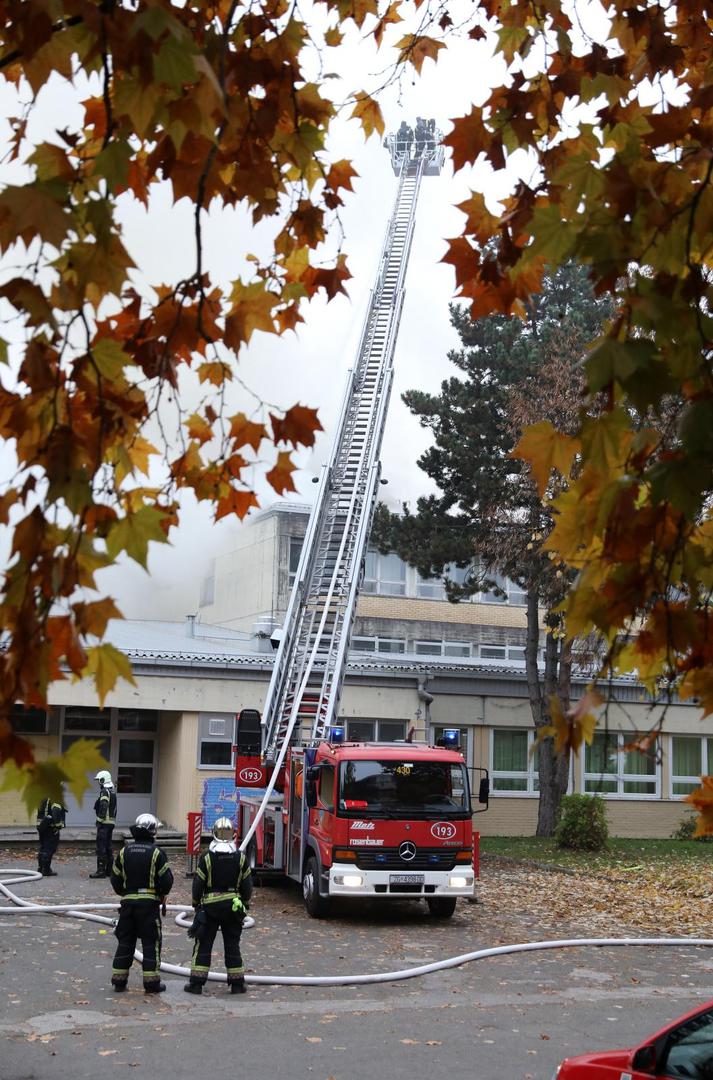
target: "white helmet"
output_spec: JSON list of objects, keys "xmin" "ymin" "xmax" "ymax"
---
[
  {"xmin": 134, "ymin": 813, "xmax": 161, "ymax": 835},
  {"xmin": 212, "ymin": 816, "xmax": 235, "ymax": 842},
  {"xmin": 95, "ymin": 770, "xmax": 114, "ymax": 789}
]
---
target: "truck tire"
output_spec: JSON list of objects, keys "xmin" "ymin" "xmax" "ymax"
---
[
  {"xmin": 427, "ymin": 897, "xmax": 457, "ymax": 918},
  {"xmin": 245, "ymin": 838, "xmax": 258, "ymax": 873},
  {"xmin": 302, "ymin": 855, "xmax": 331, "ymax": 919}
]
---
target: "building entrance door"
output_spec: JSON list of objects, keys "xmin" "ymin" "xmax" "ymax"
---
[{"xmin": 60, "ymin": 706, "xmax": 158, "ymax": 826}]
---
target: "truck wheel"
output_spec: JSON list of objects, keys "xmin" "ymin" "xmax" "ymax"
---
[
  {"xmin": 427, "ymin": 897, "xmax": 457, "ymax": 918},
  {"xmin": 246, "ymin": 838, "xmax": 257, "ymax": 873},
  {"xmin": 302, "ymin": 855, "xmax": 330, "ymax": 919}
]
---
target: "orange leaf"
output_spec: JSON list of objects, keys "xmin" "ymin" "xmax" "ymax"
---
[
  {"xmin": 395, "ymin": 34, "xmax": 444, "ymax": 74},
  {"xmin": 229, "ymin": 413, "xmax": 266, "ymax": 452},
  {"xmin": 270, "ymin": 405, "xmax": 322, "ymax": 448},
  {"xmin": 686, "ymin": 776, "xmax": 713, "ymax": 837},
  {"xmin": 186, "ymin": 413, "xmax": 214, "ymax": 446},
  {"xmin": 444, "ymin": 109, "xmax": 491, "ymax": 172},
  {"xmin": 266, "ymin": 451, "xmax": 297, "ymax": 495},
  {"xmin": 325, "ymin": 160, "xmax": 358, "ymax": 195},
  {"xmin": 215, "ymin": 488, "xmax": 259, "ymax": 521}
]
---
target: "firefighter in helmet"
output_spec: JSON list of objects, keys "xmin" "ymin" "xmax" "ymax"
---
[
  {"xmin": 185, "ymin": 817, "xmax": 252, "ymax": 995},
  {"xmin": 90, "ymin": 769, "xmax": 117, "ymax": 879},
  {"xmin": 36, "ymin": 792, "xmax": 67, "ymax": 876},
  {"xmin": 109, "ymin": 813, "xmax": 174, "ymax": 993}
]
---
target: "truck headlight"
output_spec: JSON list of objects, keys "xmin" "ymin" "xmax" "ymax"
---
[
  {"xmin": 334, "ymin": 873, "xmax": 363, "ymax": 887},
  {"xmin": 448, "ymin": 874, "xmax": 471, "ymax": 888}
]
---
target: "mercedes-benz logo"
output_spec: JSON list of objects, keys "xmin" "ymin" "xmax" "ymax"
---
[{"xmin": 399, "ymin": 841, "xmax": 417, "ymax": 862}]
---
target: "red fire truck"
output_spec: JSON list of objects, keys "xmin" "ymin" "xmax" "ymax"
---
[{"xmin": 236, "ymin": 725, "xmax": 489, "ymax": 918}]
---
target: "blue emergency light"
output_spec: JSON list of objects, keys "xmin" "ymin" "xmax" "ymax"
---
[
  {"xmin": 441, "ymin": 728, "xmax": 460, "ymax": 749},
  {"xmin": 330, "ymin": 725, "xmax": 346, "ymax": 744}
]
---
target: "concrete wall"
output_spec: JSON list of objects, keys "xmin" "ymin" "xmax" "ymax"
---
[{"xmin": 198, "ymin": 514, "xmax": 279, "ymax": 630}]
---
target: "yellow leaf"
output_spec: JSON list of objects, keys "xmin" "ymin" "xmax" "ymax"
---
[
  {"xmin": 511, "ymin": 421, "xmax": 580, "ymax": 497},
  {"xmin": 82, "ymin": 643, "xmax": 136, "ymax": 706},
  {"xmin": 350, "ymin": 93, "xmax": 384, "ymax": 139}
]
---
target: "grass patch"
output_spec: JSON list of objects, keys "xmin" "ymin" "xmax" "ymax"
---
[{"xmin": 480, "ymin": 835, "xmax": 713, "ymax": 872}]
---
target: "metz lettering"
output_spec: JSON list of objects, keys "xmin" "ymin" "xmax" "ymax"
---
[{"xmin": 350, "ymin": 820, "xmax": 375, "ymax": 831}]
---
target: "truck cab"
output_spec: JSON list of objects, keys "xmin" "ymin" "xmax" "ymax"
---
[{"xmin": 238, "ymin": 731, "xmax": 488, "ymax": 918}]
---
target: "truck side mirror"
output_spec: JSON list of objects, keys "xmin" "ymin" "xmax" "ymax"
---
[
  {"xmin": 478, "ymin": 777, "xmax": 490, "ymax": 805},
  {"xmin": 305, "ymin": 766, "xmax": 320, "ymax": 809}
]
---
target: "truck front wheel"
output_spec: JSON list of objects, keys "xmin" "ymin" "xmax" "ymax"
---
[
  {"xmin": 302, "ymin": 855, "xmax": 331, "ymax": 919},
  {"xmin": 427, "ymin": 897, "xmax": 457, "ymax": 918}
]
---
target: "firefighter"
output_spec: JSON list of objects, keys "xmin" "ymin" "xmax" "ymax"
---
[
  {"xmin": 90, "ymin": 769, "xmax": 117, "ymax": 879},
  {"xmin": 36, "ymin": 794, "xmax": 67, "ymax": 876},
  {"xmin": 184, "ymin": 816, "xmax": 252, "ymax": 995},
  {"xmin": 109, "ymin": 813, "xmax": 173, "ymax": 993}
]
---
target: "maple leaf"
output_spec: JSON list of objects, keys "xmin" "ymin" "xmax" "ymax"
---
[
  {"xmin": 511, "ymin": 421, "xmax": 580, "ymax": 497},
  {"xmin": 395, "ymin": 34, "xmax": 445, "ymax": 74},
  {"xmin": 186, "ymin": 412, "xmax": 214, "ymax": 446},
  {"xmin": 373, "ymin": 3, "xmax": 403, "ymax": 47},
  {"xmin": 106, "ymin": 507, "xmax": 171, "ymax": 568},
  {"xmin": 225, "ymin": 281, "xmax": 278, "ymax": 348},
  {"xmin": 82, "ymin": 644, "xmax": 136, "ymax": 707},
  {"xmin": 444, "ymin": 109, "xmax": 491, "ymax": 172},
  {"xmin": 266, "ymin": 451, "xmax": 298, "ymax": 495},
  {"xmin": 686, "ymin": 776, "xmax": 713, "ymax": 837},
  {"xmin": 350, "ymin": 93, "xmax": 384, "ymax": 139},
  {"xmin": 538, "ymin": 695, "xmax": 597, "ymax": 756},
  {"xmin": 270, "ymin": 405, "xmax": 322, "ymax": 448},
  {"xmin": 229, "ymin": 413, "xmax": 266, "ymax": 451},
  {"xmin": 325, "ymin": 160, "xmax": 358, "ymax": 195},
  {"xmin": 73, "ymin": 597, "xmax": 123, "ymax": 640},
  {"xmin": 215, "ymin": 488, "xmax": 259, "ymax": 521}
]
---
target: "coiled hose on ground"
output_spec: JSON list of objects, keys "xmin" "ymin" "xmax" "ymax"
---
[{"xmin": 2, "ymin": 866, "xmax": 712, "ymax": 987}]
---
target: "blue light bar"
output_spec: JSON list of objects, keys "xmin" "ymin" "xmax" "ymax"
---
[
  {"xmin": 441, "ymin": 728, "xmax": 460, "ymax": 749},
  {"xmin": 330, "ymin": 725, "xmax": 346, "ymax": 744}
]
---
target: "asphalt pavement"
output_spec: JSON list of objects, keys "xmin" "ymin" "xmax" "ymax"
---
[{"xmin": 1, "ymin": 848, "xmax": 712, "ymax": 1080}]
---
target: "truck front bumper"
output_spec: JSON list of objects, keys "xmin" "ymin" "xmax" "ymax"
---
[{"xmin": 327, "ymin": 862, "xmax": 475, "ymax": 898}]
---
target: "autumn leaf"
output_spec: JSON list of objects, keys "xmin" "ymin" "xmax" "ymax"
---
[
  {"xmin": 350, "ymin": 93, "xmax": 384, "ymax": 139},
  {"xmin": 686, "ymin": 777, "xmax": 713, "ymax": 837},
  {"xmin": 106, "ymin": 507, "xmax": 171, "ymax": 568},
  {"xmin": 266, "ymin": 451, "xmax": 298, "ymax": 495},
  {"xmin": 229, "ymin": 413, "xmax": 266, "ymax": 452},
  {"xmin": 215, "ymin": 488, "xmax": 259, "ymax": 521},
  {"xmin": 82, "ymin": 644, "xmax": 136, "ymax": 706},
  {"xmin": 511, "ymin": 421, "xmax": 580, "ymax": 497},
  {"xmin": 270, "ymin": 405, "xmax": 322, "ymax": 448},
  {"xmin": 538, "ymin": 695, "xmax": 597, "ymax": 756},
  {"xmin": 395, "ymin": 34, "xmax": 444, "ymax": 74}
]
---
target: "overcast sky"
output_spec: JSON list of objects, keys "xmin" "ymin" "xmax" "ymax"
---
[{"xmin": 0, "ymin": 3, "xmax": 610, "ymax": 622}]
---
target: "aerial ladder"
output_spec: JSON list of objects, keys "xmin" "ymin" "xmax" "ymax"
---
[
  {"xmin": 261, "ymin": 121, "xmax": 444, "ymax": 763},
  {"xmin": 237, "ymin": 121, "xmax": 447, "ymax": 855}
]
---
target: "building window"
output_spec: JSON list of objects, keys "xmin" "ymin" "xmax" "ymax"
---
[
  {"xmin": 363, "ymin": 550, "xmax": 406, "ymax": 595},
  {"xmin": 288, "ymin": 536, "xmax": 303, "ymax": 586},
  {"xmin": 416, "ymin": 572, "xmax": 444, "ymax": 599},
  {"xmin": 671, "ymin": 736, "xmax": 713, "ymax": 797},
  {"xmin": 117, "ymin": 709, "xmax": 158, "ymax": 732},
  {"xmin": 10, "ymin": 704, "xmax": 48, "ymax": 734},
  {"xmin": 480, "ymin": 643, "xmax": 506, "ymax": 659},
  {"xmin": 198, "ymin": 713, "xmax": 236, "ymax": 768},
  {"xmin": 64, "ymin": 706, "xmax": 110, "ymax": 733},
  {"xmin": 415, "ymin": 639, "xmax": 442, "ymax": 656},
  {"xmin": 491, "ymin": 729, "xmax": 540, "ymax": 793},
  {"xmin": 351, "ymin": 636, "xmax": 406, "ymax": 656},
  {"xmin": 117, "ymin": 738, "xmax": 155, "ymax": 794},
  {"xmin": 199, "ymin": 562, "xmax": 215, "ymax": 607},
  {"xmin": 475, "ymin": 569, "xmax": 527, "ymax": 606},
  {"xmin": 344, "ymin": 718, "xmax": 407, "ymax": 742},
  {"xmin": 444, "ymin": 641, "xmax": 470, "ymax": 658},
  {"xmin": 584, "ymin": 731, "xmax": 659, "ymax": 797}
]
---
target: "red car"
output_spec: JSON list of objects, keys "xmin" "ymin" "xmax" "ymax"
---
[{"xmin": 551, "ymin": 999, "xmax": 713, "ymax": 1078}]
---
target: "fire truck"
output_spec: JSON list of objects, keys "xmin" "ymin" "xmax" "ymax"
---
[{"xmin": 233, "ymin": 121, "xmax": 489, "ymax": 917}]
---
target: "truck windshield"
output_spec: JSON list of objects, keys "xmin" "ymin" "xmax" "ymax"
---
[{"xmin": 338, "ymin": 760, "xmax": 469, "ymax": 817}]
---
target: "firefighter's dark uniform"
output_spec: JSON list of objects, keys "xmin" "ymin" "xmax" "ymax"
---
[
  {"xmin": 109, "ymin": 835, "xmax": 173, "ymax": 991},
  {"xmin": 94, "ymin": 786, "xmax": 117, "ymax": 877},
  {"xmin": 36, "ymin": 798, "xmax": 66, "ymax": 876},
  {"xmin": 187, "ymin": 846, "xmax": 252, "ymax": 990}
]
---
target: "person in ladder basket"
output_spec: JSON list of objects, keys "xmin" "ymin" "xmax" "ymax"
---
[
  {"xmin": 90, "ymin": 769, "xmax": 117, "ymax": 879},
  {"xmin": 36, "ymin": 793, "xmax": 67, "ymax": 876},
  {"xmin": 109, "ymin": 813, "xmax": 173, "ymax": 993},
  {"xmin": 185, "ymin": 816, "xmax": 252, "ymax": 995}
]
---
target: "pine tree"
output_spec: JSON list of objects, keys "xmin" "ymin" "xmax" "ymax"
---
[{"xmin": 373, "ymin": 262, "xmax": 611, "ymax": 835}]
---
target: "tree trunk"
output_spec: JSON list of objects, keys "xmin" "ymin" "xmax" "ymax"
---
[{"xmin": 525, "ymin": 596, "xmax": 572, "ymax": 837}]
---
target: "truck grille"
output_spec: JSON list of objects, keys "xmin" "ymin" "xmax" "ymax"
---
[{"xmin": 353, "ymin": 847, "xmax": 459, "ymax": 871}]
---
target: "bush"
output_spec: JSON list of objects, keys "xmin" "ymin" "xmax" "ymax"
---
[
  {"xmin": 554, "ymin": 794, "xmax": 609, "ymax": 851},
  {"xmin": 670, "ymin": 811, "xmax": 713, "ymax": 842}
]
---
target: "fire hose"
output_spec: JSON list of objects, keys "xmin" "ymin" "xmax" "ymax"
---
[{"xmin": 2, "ymin": 866, "xmax": 712, "ymax": 987}]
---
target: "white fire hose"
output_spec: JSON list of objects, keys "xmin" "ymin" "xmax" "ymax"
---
[{"xmin": 2, "ymin": 866, "xmax": 712, "ymax": 986}]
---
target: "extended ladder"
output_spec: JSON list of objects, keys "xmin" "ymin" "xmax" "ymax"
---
[{"xmin": 261, "ymin": 124, "xmax": 444, "ymax": 764}]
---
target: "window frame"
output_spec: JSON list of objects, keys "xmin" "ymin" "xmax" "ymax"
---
[
  {"xmin": 343, "ymin": 718, "xmax": 408, "ymax": 743},
  {"xmin": 669, "ymin": 735, "xmax": 713, "ymax": 799},
  {"xmin": 197, "ymin": 713, "xmax": 236, "ymax": 770},
  {"xmin": 490, "ymin": 728, "xmax": 541, "ymax": 796},
  {"xmin": 10, "ymin": 704, "xmax": 49, "ymax": 735},
  {"xmin": 583, "ymin": 730, "xmax": 661, "ymax": 800},
  {"xmin": 363, "ymin": 550, "xmax": 407, "ymax": 596}
]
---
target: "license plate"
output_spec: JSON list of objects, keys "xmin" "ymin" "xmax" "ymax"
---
[{"xmin": 389, "ymin": 874, "xmax": 425, "ymax": 885}]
